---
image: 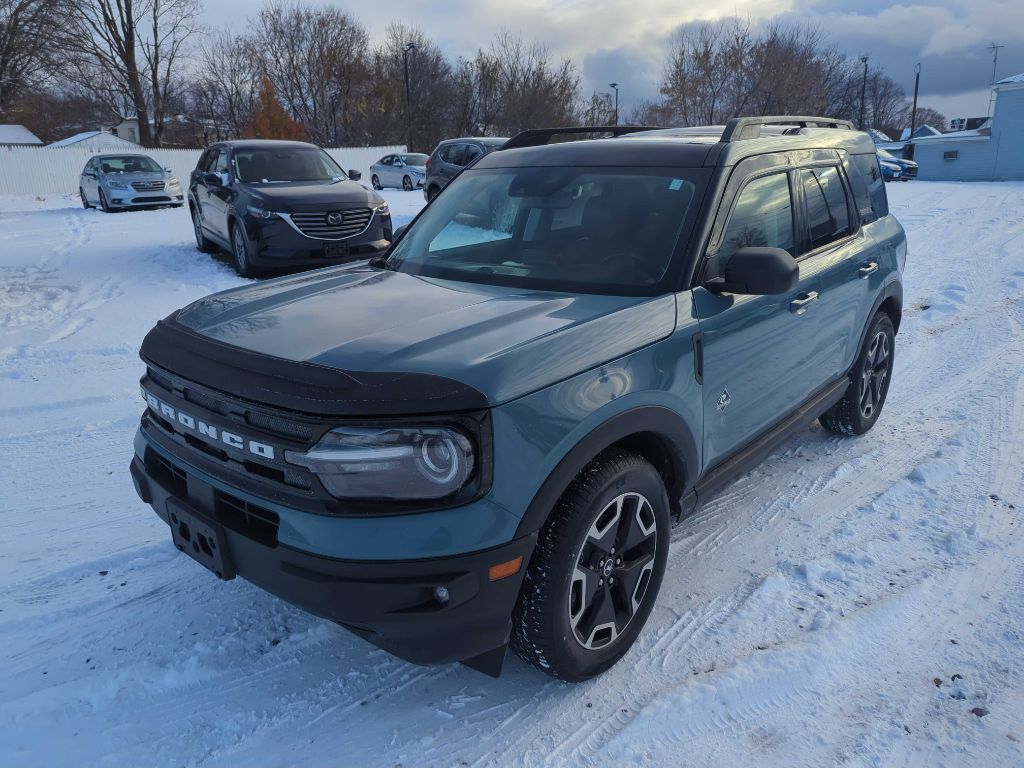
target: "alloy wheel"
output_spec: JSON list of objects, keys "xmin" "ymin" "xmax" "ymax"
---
[
  {"xmin": 232, "ymin": 226, "xmax": 249, "ymax": 273},
  {"xmin": 859, "ymin": 330, "xmax": 890, "ymax": 419},
  {"xmin": 193, "ymin": 210, "xmax": 204, "ymax": 247},
  {"xmin": 403, "ymin": 175, "xmax": 413, "ymax": 191},
  {"xmin": 568, "ymin": 492, "xmax": 658, "ymax": 650},
  {"xmin": 372, "ymin": 175, "xmax": 382, "ymax": 190}
]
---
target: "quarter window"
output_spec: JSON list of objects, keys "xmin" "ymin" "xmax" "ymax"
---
[
  {"xmin": 800, "ymin": 167, "xmax": 852, "ymax": 251},
  {"xmin": 847, "ymin": 154, "xmax": 888, "ymax": 223},
  {"xmin": 719, "ymin": 173, "xmax": 795, "ymax": 260}
]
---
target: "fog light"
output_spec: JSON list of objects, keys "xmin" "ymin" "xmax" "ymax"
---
[{"xmin": 433, "ymin": 585, "xmax": 450, "ymax": 604}]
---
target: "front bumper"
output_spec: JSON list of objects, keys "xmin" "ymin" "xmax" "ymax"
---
[
  {"xmin": 107, "ymin": 187, "xmax": 184, "ymax": 206},
  {"xmin": 243, "ymin": 213, "xmax": 391, "ymax": 267},
  {"xmin": 130, "ymin": 433, "xmax": 534, "ymax": 672}
]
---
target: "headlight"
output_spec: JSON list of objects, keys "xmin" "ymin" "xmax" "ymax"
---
[
  {"xmin": 285, "ymin": 425, "xmax": 475, "ymax": 500},
  {"xmin": 107, "ymin": 179, "xmax": 130, "ymax": 190},
  {"xmin": 247, "ymin": 204, "xmax": 275, "ymax": 220},
  {"xmin": 373, "ymin": 202, "xmax": 390, "ymax": 216},
  {"xmin": 168, "ymin": 177, "xmax": 181, "ymax": 188}
]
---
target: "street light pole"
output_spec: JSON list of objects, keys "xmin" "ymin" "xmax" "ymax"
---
[
  {"xmin": 859, "ymin": 56, "xmax": 870, "ymax": 130},
  {"xmin": 908, "ymin": 63, "xmax": 921, "ymax": 159},
  {"xmin": 402, "ymin": 42, "xmax": 417, "ymax": 151},
  {"xmin": 609, "ymin": 83, "xmax": 620, "ymax": 126}
]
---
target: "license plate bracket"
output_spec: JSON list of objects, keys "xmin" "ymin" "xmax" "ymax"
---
[
  {"xmin": 167, "ymin": 499, "xmax": 236, "ymax": 580},
  {"xmin": 324, "ymin": 240, "xmax": 349, "ymax": 259}
]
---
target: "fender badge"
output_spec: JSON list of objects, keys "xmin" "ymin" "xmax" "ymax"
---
[{"xmin": 716, "ymin": 389, "xmax": 732, "ymax": 412}]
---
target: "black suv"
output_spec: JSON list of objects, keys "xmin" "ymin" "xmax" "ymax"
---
[
  {"xmin": 189, "ymin": 140, "xmax": 392, "ymax": 277},
  {"xmin": 423, "ymin": 137, "xmax": 508, "ymax": 201}
]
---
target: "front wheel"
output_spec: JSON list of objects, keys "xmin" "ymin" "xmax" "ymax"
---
[
  {"xmin": 98, "ymin": 188, "xmax": 114, "ymax": 212},
  {"xmin": 230, "ymin": 222, "xmax": 258, "ymax": 278},
  {"xmin": 402, "ymin": 175, "xmax": 413, "ymax": 191},
  {"xmin": 80, "ymin": 188, "xmax": 91, "ymax": 209},
  {"xmin": 371, "ymin": 175, "xmax": 382, "ymax": 190},
  {"xmin": 820, "ymin": 312, "xmax": 895, "ymax": 435},
  {"xmin": 511, "ymin": 449, "xmax": 670, "ymax": 681}
]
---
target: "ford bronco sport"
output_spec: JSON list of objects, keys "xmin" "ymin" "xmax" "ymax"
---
[{"xmin": 130, "ymin": 117, "xmax": 905, "ymax": 681}]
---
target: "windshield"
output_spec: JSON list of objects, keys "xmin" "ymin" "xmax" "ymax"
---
[
  {"xmin": 401, "ymin": 154, "xmax": 428, "ymax": 167},
  {"xmin": 233, "ymin": 147, "xmax": 346, "ymax": 183},
  {"xmin": 386, "ymin": 167, "xmax": 706, "ymax": 295},
  {"xmin": 98, "ymin": 156, "xmax": 162, "ymax": 174}
]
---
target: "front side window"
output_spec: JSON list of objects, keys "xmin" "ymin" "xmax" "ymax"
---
[
  {"xmin": 719, "ymin": 173, "xmax": 795, "ymax": 261},
  {"xmin": 213, "ymin": 150, "xmax": 230, "ymax": 175},
  {"xmin": 386, "ymin": 166, "xmax": 706, "ymax": 295},
  {"xmin": 232, "ymin": 147, "xmax": 345, "ymax": 183},
  {"xmin": 801, "ymin": 166, "xmax": 852, "ymax": 251}
]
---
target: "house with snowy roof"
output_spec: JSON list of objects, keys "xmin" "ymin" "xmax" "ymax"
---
[
  {"xmin": 910, "ymin": 73, "xmax": 1024, "ymax": 181},
  {"xmin": 0, "ymin": 124, "xmax": 43, "ymax": 146}
]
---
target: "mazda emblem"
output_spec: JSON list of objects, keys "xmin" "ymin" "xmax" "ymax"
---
[{"xmin": 326, "ymin": 211, "xmax": 344, "ymax": 225}]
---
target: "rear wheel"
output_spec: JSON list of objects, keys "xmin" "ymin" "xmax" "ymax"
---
[
  {"xmin": 80, "ymin": 188, "xmax": 91, "ymax": 209},
  {"xmin": 426, "ymin": 185, "xmax": 439, "ymax": 201},
  {"xmin": 191, "ymin": 206, "xmax": 217, "ymax": 253},
  {"xmin": 820, "ymin": 312, "xmax": 895, "ymax": 435},
  {"xmin": 511, "ymin": 449, "xmax": 669, "ymax": 681},
  {"xmin": 371, "ymin": 175, "xmax": 382, "ymax": 190},
  {"xmin": 230, "ymin": 221, "xmax": 257, "ymax": 278},
  {"xmin": 402, "ymin": 175, "xmax": 413, "ymax": 191}
]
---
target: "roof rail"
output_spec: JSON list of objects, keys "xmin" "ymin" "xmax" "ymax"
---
[
  {"xmin": 720, "ymin": 116, "xmax": 855, "ymax": 143},
  {"xmin": 501, "ymin": 125, "xmax": 660, "ymax": 150}
]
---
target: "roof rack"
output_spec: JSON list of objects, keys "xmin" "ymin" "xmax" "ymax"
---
[
  {"xmin": 501, "ymin": 125, "xmax": 660, "ymax": 150},
  {"xmin": 720, "ymin": 116, "xmax": 855, "ymax": 142}
]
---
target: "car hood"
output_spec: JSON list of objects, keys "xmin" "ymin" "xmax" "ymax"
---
[
  {"xmin": 171, "ymin": 264, "xmax": 677, "ymax": 408},
  {"xmin": 244, "ymin": 180, "xmax": 381, "ymax": 211}
]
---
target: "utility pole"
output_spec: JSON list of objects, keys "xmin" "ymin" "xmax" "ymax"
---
[
  {"xmin": 988, "ymin": 42, "xmax": 1004, "ymax": 116},
  {"xmin": 609, "ymin": 83, "xmax": 620, "ymax": 126},
  {"xmin": 402, "ymin": 42, "xmax": 417, "ymax": 151},
  {"xmin": 859, "ymin": 56, "xmax": 870, "ymax": 130},
  {"xmin": 908, "ymin": 63, "xmax": 921, "ymax": 159}
]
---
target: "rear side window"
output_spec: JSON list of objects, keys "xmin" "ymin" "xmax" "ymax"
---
[
  {"xmin": 719, "ymin": 172, "xmax": 795, "ymax": 260},
  {"xmin": 800, "ymin": 166, "xmax": 852, "ymax": 251},
  {"xmin": 847, "ymin": 153, "xmax": 888, "ymax": 223}
]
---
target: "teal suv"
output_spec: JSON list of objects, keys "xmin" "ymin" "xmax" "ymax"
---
[{"xmin": 130, "ymin": 117, "xmax": 905, "ymax": 681}]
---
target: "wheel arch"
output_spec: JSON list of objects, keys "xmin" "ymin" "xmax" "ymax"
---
[{"xmin": 514, "ymin": 406, "xmax": 697, "ymax": 539}]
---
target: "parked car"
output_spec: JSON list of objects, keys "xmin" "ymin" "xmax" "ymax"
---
[
  {"xmin": 423, "ymin": 137, "xmax": 508, "ymax": 201},
  {"xmin": 188, "ymin": 140, "xmax": 392, "ymax": 277},
  {"xmin": 369, "ymin": 152, "xmax": 429, "ymax": 191},
  {"xmin": 80, "ymin": 154, "xmax": 184, "ymax": 212},
  {"xmin": 879, "ymin": 157, "xmax": 902, "ymax": 181},
  {"xmin": 878, "ymin": 148, "xmax": 918, "ymax": 180},
  {"xmin": 131, "ymin": 116, "xmax": 905, "ymax": 682}
]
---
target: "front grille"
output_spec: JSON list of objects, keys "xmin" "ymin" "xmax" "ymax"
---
[
  {"xmin": 215, "ymin": 491, "xmax": 279, "ymax": 548},
  {"xmin": 903, "ymin": 166, "xmax": 918, "ymax": 178},
  {"xmin": 131, "ymin": 180, "xmax": 165, "ymax": 191},
  {"xmin": 146, "ymin": 449, "xmax": 188, "ymax": 498},
  {"xmin": 286, "ymin": 208, "xmax": 373, "ymax": 240}
]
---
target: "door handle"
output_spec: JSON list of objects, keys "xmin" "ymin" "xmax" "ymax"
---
[
  {"xmin": 790, "ymin": 291, "xmax": 819, "ymax": 315},
  {"xmin": 859, "ymin": 262, "xmax": 879, "ymax": 277}
]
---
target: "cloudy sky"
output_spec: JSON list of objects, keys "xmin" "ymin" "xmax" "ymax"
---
[{"xmin": 204, "ymin": 0, "xmax": 1024, "ymax": 121}]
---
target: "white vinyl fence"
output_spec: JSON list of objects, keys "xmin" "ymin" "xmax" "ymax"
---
[{"xmin": 0, "ymin": 144, "xmax": 406, "ymax": 197}]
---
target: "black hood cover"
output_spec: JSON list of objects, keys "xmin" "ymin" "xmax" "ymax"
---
[{"xmin": 139, "ymin": 314, "xmax": 488, "ymax": 417}]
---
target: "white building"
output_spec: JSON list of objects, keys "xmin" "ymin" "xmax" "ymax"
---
[
  {"xmin": 911, "ymin": 73, "xmax": 1024, "ymax": 181},
  {"xmin": 48, "ymin": 131, "xmax": 141, "ymax": 151}
]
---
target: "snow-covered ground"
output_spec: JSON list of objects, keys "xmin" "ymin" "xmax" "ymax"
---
[{"xmin": 1, "ymin": 184, "xmax": 1022, "ymax": 767}]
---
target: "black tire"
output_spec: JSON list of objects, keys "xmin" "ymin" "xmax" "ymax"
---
[
  {"xmin": 191, "ymin": 206, "xmax": 217, "ymax": 253},
  {"xmin": 98, "ymin": 188, "xmax": 114, "ymax": 212},
  {"xmin": 402, "ymin": 175, "xmax": 413, "ymax": 191},
  {"xmin": 80, "ymin": 188, "xmax": 91, "ymax": 209},
  {"xmin": 820, "ymin": 312, "xmax": 895, "ymax": 435},
  {"xmin": 426, "ymin": 185, "xmax": 439, "ymax": 202},
  {"xmin": 230, "ymin": 221, "xmax": 257, "ymax": 278},
  {"xmin": 511, "ymin": 449, "xmax": 670, "ymax": 682},
  {"xmin": 371, "ymin": 175, "xmax": 382, "ymax": 190}
]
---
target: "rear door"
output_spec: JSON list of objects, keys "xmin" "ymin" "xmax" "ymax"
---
[
  {"xmin": 693, "ymin": 160, "xmax": 826, "ymax": 468},
  {"xmin": 793, "ymin": 159, "xmax": 871, "ymax": 381}
]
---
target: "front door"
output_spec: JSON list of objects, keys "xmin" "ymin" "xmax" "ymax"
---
[
  {"xmin": 204, "ymin": 148, "xmax": 232, "ymax": 240},
  {"xmin": 694, "ymin": 169, "xmax": 826, "ymax": 469}
]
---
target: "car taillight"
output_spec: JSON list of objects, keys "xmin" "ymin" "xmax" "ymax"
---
[{"xmin": 425, "ymin": 157, "xmax": 432, "ymax": 170}]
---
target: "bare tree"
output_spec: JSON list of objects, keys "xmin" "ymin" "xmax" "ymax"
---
[
  {"xmin": 63, "ymin": 0, "xmax": 201, "ymax": 146},
  {"xmin": 186, "ymin": 29, "xmax": 259, "ymax": 142},
  {"xmin": 0, "ymin": 0, "xmax": 61, "ymax": 115}
]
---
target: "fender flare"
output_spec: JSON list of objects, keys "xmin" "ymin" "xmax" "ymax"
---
[{"xmin": 514, "ymin": 405, "xmax": 699, "ymax": 538}]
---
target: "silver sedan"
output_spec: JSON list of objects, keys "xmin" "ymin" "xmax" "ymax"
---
[
  {"xmin": 369, "ymin": 153, "xmax": 429, "ymax": 191},
  {"xmin": 79, "ymin": 153, "xmax": 184, "ymax": 212}
]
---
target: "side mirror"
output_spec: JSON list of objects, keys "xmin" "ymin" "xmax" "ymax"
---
[
  {"xmin": 393, "ymin": 224, "xmax": 408, "ymax": 240},
  {"xmin": 709, "ymin": 247, "xmax": 798, "ymax": 295},
  {"xmin": 84, "ymin": 171, "xmax": 96, "ymax": 179},
  {"xmin": 164, "ymin": 167, "xmax": 172, "ymax": 173},
  {"xmin": 202, "ymin": 172, "xmax": 223, "ymax": 187},
  {"xmin": 348, "ymin": 169, "xmax": 361, "ymax": 181}
]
